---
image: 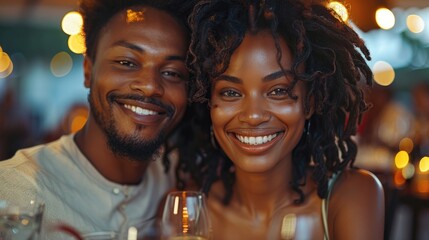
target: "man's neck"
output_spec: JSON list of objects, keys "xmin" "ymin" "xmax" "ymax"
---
[{"xmin": 74, "ymin": 121, "xmax": 151, "ymax": 185}]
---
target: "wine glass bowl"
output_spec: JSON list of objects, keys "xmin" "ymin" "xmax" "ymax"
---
[
  {"xmin": 0, "ymin": 199, "xmax": 44, "ymax": 240},
  {"xmin": 161, "ymin": 191, "xmax": 210, "ymax": 240}
]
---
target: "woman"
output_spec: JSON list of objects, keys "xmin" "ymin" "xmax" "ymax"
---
[{"xmin": 180, "ymin": 0, "xmax": 385, "ymax": 239}]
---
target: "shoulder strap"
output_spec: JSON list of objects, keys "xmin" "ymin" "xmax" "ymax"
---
[{"xmin": 321, "ymin": 171, "xmax": 342, "ymax": 240}]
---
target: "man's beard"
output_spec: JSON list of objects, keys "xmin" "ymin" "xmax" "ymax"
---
[
  {"xmin": 105, "ymin": 126, "xmax": 165, "ymax": 162},
  {"xmin": 88, "ymin": 90, "xmax": 166, "ymax": 162}
]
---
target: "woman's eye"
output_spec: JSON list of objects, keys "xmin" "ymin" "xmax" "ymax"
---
[
  {"xmin": 221, "ymin": 89, "xmax": 241, "ymax": 97},
  {"xmin": 268, "ymin": 88, "xmax": 288, "ymax": 96}
]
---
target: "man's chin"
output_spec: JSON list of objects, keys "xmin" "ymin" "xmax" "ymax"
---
[{"xmin": 106, "ymin": 133, "xmax": 165, "ymax": 162}]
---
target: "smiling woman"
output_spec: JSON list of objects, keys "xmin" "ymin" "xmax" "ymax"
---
[
  {"xmin": 210, "ymin": 30, "xmax": 309, "ymax": 174},
  {"xmin": 179, "ymin": 0, "xmax": 385, "ymax": 239}
]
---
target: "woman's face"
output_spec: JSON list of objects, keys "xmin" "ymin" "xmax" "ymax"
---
[{"xmin": 210, "ymin": 30, "xmax": 310, "ymax": 173}]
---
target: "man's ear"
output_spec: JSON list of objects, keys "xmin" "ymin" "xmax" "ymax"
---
[{"xmin": 83, "ymin": 56, "xmax": 93, "ymax": 88}]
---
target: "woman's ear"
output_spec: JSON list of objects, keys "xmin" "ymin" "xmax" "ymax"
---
[
  {"xmin": 306, "ymin": 95, "xmax": 315, "ymax": 120},
  {"xmin": 83, "ymin": 56, "xmax": 92, "ymax": 88}
]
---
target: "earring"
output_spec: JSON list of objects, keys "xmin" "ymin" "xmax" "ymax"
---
[{"xmin": 304, "ymin": 120, "xmax": 311, "ymax": 137}]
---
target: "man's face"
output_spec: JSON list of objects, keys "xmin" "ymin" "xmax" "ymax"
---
[{"xmin": 84, "ymin": 6, "xmax": 189, "ymax": 161}]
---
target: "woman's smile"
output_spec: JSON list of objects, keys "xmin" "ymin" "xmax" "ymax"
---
[{"xmin": 228, "ymin": 130, "xmax": 285, "ymax": 155}]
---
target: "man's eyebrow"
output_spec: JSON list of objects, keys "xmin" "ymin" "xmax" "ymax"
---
[
  {"xmin": 113, "ymin": 40, "xmax": 186, "ymax": 61},
  {"xmin": 215, "ymin": 75, "xmax": 242, "ymax": 83},
  {"xmin": 114, "ymin": 40, "xmax": 143, "ymax": 53}
]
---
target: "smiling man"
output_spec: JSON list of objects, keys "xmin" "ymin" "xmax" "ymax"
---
[{"xmin": 0, "ymin": 0, "xmax": 194, "ymax": 239}]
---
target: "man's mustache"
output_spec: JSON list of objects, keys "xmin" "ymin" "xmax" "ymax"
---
[{"xmin": 108, "ymin": 93, "xmax": 174, "ymax": 117}]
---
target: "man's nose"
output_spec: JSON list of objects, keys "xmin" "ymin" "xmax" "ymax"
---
[{"xmin": 129, "ymin": 69, "xmax": 164, "ymax": 97}]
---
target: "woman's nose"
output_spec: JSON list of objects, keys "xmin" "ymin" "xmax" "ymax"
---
[{"xmin": 237, "ymin": 97, "xmax": 270, "ymax": 125}]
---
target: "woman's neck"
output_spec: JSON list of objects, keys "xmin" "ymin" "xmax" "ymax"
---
[{"xmin": 231, "ymin": 162, "xmax": 297, "ymax": 220}]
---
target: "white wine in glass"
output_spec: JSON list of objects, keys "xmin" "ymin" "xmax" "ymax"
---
[
  {"xmin": 0, "ymin": 200, "xmax": 44, "ymax": 240},
  {"xmin": 161, "ymin": 191, "xmax": 210, "ymax": 240}
]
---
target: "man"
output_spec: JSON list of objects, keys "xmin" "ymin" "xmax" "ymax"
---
[{"xmin": 0, "ymin": 0, "xmax": 194, "ymax": 238}]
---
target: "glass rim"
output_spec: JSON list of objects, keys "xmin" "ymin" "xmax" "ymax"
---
[{"xmin": 166, "ymin": 190, "xmax": 205, "ymax": 196}]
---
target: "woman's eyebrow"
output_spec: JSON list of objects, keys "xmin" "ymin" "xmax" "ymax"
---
[
  {"xmin": 263, "ymin": 71, "xmax": 286, "ymax": 82},
  {"xmin": 215, "ymin": 70, "xmax": 292, "ymax": 83},
  {"xmin": 215, "ymin": 75, "xmax": 241, "ymax": 83}
]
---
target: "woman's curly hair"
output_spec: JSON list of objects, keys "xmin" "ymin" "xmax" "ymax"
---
[{"xmin": 178, "ymin": 0, "xmax": 373, "ymax": 204}]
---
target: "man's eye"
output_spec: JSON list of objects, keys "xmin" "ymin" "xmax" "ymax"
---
[
  {"xmin": 162, "ymin": 71, "xmax": 182, "ymax": 78},
  {"xmin": 162, "ymin": 71, "xmax": 189, "ymax": 83},
  {"xmin": 116, "ymin": 60, "xmax": 137, "ymax": 68},
  {"xmin": 221, "ymin": 89, "xmax": 241, "ymax": 97}
]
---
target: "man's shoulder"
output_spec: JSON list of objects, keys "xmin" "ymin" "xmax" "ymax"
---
[{"xmin": 0, "ymin": 134, "xmax": 76, "ymax": 175}]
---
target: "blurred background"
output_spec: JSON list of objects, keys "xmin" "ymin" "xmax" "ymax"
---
[{"xmin": 0, "ymin": 0, "xmax": 429, "ymax": 239}]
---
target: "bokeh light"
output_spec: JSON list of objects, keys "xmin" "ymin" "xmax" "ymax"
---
[
  {"xmin": 0, "ymin": 52, "xmax": 11, "ymax": 73},
  {"xmin": 419, "ymin": 157, "xmax": 429, "ymax": 173},
  {"xmin": 399, "ymin": 137, "xmax": 414, "ymax": 153},
  {"xmin": 327, "ymin": 1, "xmax": 349, "ymax": 22},
  {"xmin": 402, "ymin": 163, "xmax": 415, "ymax": 179},
  {"xmin": 0, "ymin": 52, "xmax": 13, "ymax": 79},
  {"xmin": 406, "ymin": 14, "xmax": 425, "ymax": 33},
  {"xmin": 376, "ymin": 8, "xmax": 395, "ymax": 30},
  {"xmin": 50, "ymin": 52, "xmax": 73, "ymax": 77},
  {"xmin": 373, "ymin": 61, "xmax": 395, "ymax": 86},
  {"xmin": 62, "ymin": 11, "xmax": 83, "ymax": 35},
  {"xmin": 68, "ymin": 34, "xmax": 86, "ymax": 54},
  {"xmin": 395, "ymin": 150, "xmax": 409, "ymax": 169},
  {"xmin": 394, "ymin": 170, "xmax": 406, "ymax": 187}
]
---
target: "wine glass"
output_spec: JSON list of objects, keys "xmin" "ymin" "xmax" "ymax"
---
[
  {"xmin": 0, "ymin": 199, "xmax": 44, "ymax": 240},
  {"xmin": 161, "ymin": 191, "xmax": 210, "ymax": 240}
]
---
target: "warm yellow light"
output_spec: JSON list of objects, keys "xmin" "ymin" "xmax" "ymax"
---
[
  {"xmin": 70, "ymin": 115, "xmax": 87, "ymax": 133},
  {"xmin": 399, "ymin": 137, "xmax": 414, "ymax": 153},
  {"xmin": 416, "ymin": 179, "xmax": 429, "ymax": 194},
  {"xmin": 0, "ymin": 60, "xmax": 13, "ymax": 79},
  {"xmin": 50, "ymin": 52, "xmax": 73, "ymax": 77},
  {"xmin": 394, "ymin": 170, "xmax": 405, "ymax": 187},
  {"xmin": 62, "ymin": 11, "xmax": 83, "ymax": 35},
  {"xmin": 373, "ymin": 61, "xmax": 395, "ymax": 86},
  {"xmin": 375, "ymin": 8, "xmax": 395, "ymax": 30},
  {"xmin": 0, "ymin": 52, "xmax": 13, "ymax": 78},
  {"xmin": 126, "ymin": 9, "xmax": 145, "ymax": 23},
  {"xmin": 68, "ymin": 34, "xmax": 86, "ymax": 54},
  {"xmin": 327, "ymin": 1, "xmax": 349, "ymax": 22},
  {"xmin": 406, "ymin": 14, "xmax": 425, "ymax": 33},
  {"xmin": 419, "ymin": 157, "xmax": 429, "ymax": 173},
  {"xmin": 395, "ymin": 150, "xmax": 409, "ymax": 169},
  {"xmin": 0, "ymin": 52, "xmax": 11, "ymax": 73}
]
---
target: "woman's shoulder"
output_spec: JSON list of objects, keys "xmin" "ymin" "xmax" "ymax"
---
[
  {"xmin": 328, "ymin": 168, "xmax": 385, "ymax": 240},
  {"xmin": 335, "ymin": 168, "xmax": 383, "ymax": 192}
]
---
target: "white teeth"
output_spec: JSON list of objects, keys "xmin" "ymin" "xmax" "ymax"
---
[
  {"xmin": 124, "ymin": 104, "xmax": 158, "ymax": 116},
  {"xmin": 236, "ymin": 133, "xmax": 278, "ymax": 145}
]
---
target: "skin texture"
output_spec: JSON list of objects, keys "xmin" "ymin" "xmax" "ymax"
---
[
  {"xmin": 207, "ymin": 30, "xmax": 384, "ymax": 240},
  {"xmin": 74, "ymin": 6, "xmax": 189, "ymax": 184}
]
